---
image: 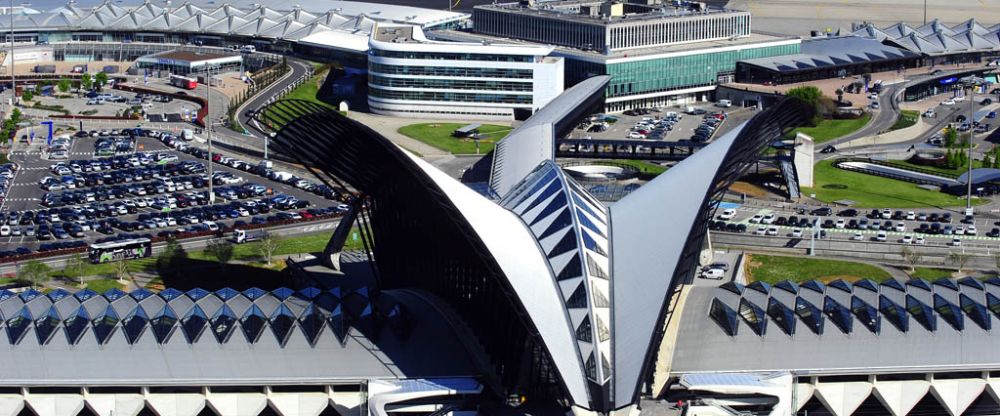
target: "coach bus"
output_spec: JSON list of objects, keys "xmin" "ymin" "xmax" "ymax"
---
[
  {"xmin": 169, "ymin": 74, "xmax": 198, "ymax": 90},
  {"xmin": 88, "ymin": 238, "xmax": 153, "ymax": 264}
]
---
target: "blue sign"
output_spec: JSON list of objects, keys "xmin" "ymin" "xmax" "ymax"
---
[
  {"xmin": 41, "ymin": 121, "xmax": 53, "ymax": 145},
  {"xmin": 940, "ymin": 77, "xmax": 958, "ymax": 85}
]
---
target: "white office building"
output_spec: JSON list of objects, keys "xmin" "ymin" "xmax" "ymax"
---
[{"xmin": 367, "ymin": 25, "xmax": 564, "ymax": 120}]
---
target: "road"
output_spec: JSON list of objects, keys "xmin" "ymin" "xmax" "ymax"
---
[
  {"xmin": 0, "ymin": 217, "xmax": 340, "ymax": 275},
  {"xmin": 236, "ymin": 57, "xmax": 314, "ymax": 139}
]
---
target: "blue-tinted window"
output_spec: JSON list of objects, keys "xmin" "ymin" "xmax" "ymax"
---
[
  {"xmin": 122, "ymin": 306, "xmax": 149, "ymax": 345},
  {"xmin": 907, "ymin": 279, "xmax": 932, "ymax": 292},
  {"xmin": 537, "ymin": 209, "xmax": 572, "ymax": 241},
  {"xmin": 795, "ymin": 297, "xmax": 824, "ymax": 335},
  {"xmin": 298, "ymin": 304, "xmax": 325, "ymax": 347},
  {"xmin": 181, "ymin": 305, "xmax": 208, "ymax": 344},
  {"xmin": 150, "ymin": 305, "xmax": 178, "ymax": 344},
  {"xmin": 523, "ymin": 179, "xmax": 562, "ymax": 219},
  {"xmin": 719, "ymin": 282, "xmax": 744, "ymax": 295},
  {"xmin": 93, "ymin": 305, "xmax": 120, "ymax": 345},
  {"xmin": 159, "ymin": 288, "xmax": 183, "ymax": 301},
  {"xmin": 906, "ymin": 295, "xmax": 937, "ymax": 331},
  {"xmin": 960, "ymin": 294, "xmax": 991, "ymax": 331},
  {"xmin": 19, "ymin": 289, "xmax": 41, "ymax": 302},
  {"xmin": 547, "ymin": 230, "xmax": 578, "ymax": 258},
  {"xmin": 709, "ymin": 298, "xmax": 738, "ymax": 336},
  {"xmin": 984, "ymin": 277, "xmax": 1000, "ymax": 288},
  {"xmin": 738, "ymin": 299, "xmax": 766, "ymax": 336},
  {"xmin": 933, "ymin": 279, "xmax": 959, "ymax": 292},
  {"xmin": 851, "ymin": 296, "xmax": 880, "ymax": 334},
  {"xmin": 6, "ymin": 308, "xmax": 32, "ymax": 345},
  {"xmin": 881, "ymin": 279, "xmax": 905, "ymax": 292},
  {"xmin": 297, "ymin": 288, "xmax": 321, "ymax": 300},
  {"xmin": 747, "ymin": 281, "xmax": 771, "ymax": 295},
  {"xmin": 576, "ymin": 209, "xmax": 606, "ymax": 240},
  {"xmin": 529, "ymin": 194, "xmax": 568, "ymax": 227},
  {"xmin": 271, "ymin": 287, "xmax": 294, "ymax": 300},
  {"xmin": 0, "ymin": 290, "xmax": 14, "ymax": 301},
  {"xmin": 828, "ymin": 279, "xmax": 852, "ymax": 293},
  {"xmin": 186, "ymin": 288, "xmax": 210, "ymax": 300},
  {"xmin": 958, "ymin": 277, "xmax": 984, "ymax": 291},
  {"xmin": 581, "ymin": 230, "xmax": 608, "ymax": 257},
  {"xmin": 130, "ymin": 288, "xmax": 154, "ymax": 301},
  {"xmin": 329, "ymin": 304, "xmax": 348, "ymax": 345},
  {"xmin": 566, "ymin": 283, "xmax": 588, "ymax": 309},
  {"xmin": 216, "ymin": 287, "xmax": 239, "ymax": 301},
  {"xmin": 242, "ymin": 287, "xmax": 267, "ymax": 300},
  {"xmin": 823, "ymin": 297, "xmax": 853, "ymax": 334},
  {"xmin": 934, "ymin": 294, "xmax": 964, "ymax": 331},
  {"xmin": 988, "ymin": 293, "xmax": 1000, "ymax": 320},
  {"xmin": 556, "ymin": 254, "xmax": 582, "ymax": 281},
  {"xmin": 854, "ymin": 279, "xmax": 878, "ymax": 292},
  {"xmin": 35, "ymin": 307, "xmax": 62, "ymax": 345},
  {"xmin": 74, "ymin": 289, "xmax": 97, "ymax": 302},
  {"xmin": 210, "ymin": 305, "xmax": 238, "ymax": 343},
  {"xmin": 766, "ymin": 298, "xmax": 796, "ymax": 336},
  {"xmin": 47, "ymin": 288, "xmax": 70, "ymax": 302},
  {"xmin": 576, "ymin": 316, "xmax": 593, "ymax": 343},
  {"xmin": 63, "ymin": 306, "xmax": 91, "ymax": 345},
  {"xmin": 879, "ymin": 295, "xmax": 908, "ymax": 332},
  {"xmin": 801, "ymin": 280, "xmax": 825, "ymax": 293},
  {"xmin": 271, "ymin": 304, "xmax": 296, "ymax": 346},
  {"xmin": 240, "ymin": 305, "xmax": 267, "ymax": 343},
  {"xmin": 774, "ymin": 280, "xmax": 798, "ymax": 294},
  {"xmin": 103, "ymin": 288, "xmax": 126, "ymax": 301}
]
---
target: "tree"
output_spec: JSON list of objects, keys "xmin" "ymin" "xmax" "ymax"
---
[
  {"xmin": 65, "ymin": 253, "xmax": 87, "ymax": 286},
  {"xmin": 57, "ymin": 78, "xmax": 71, "ymax": 94},
  {"xmin": 114, "ymin": 260, "xmax": 131, "ymax": 283},
  {"xmin": 80, "ymin": 73, "xmax": 93, "ymax": 92},
  {"xmin": 786, "ymin": 86, "xmax": 825, "ymax": 126},
  {"xmin": 156, "ymin": 236, "xmax": 188, "ymax": 278},
  {"xmin": 256, "ymin": 232, "xmax": 281, "ymax": 266},
  {"xmin": 983, "ymin": 153, "xmax": 992, "ymax": 169},
  {"xmin": 95, "ymin": 72, "xmax": 109, "ymax": 89},
  {"xmin": 17, "ymin": 260, "xmax": 50, "ymax": 289},
  {"xmin": 901, "ymin": 246, "xmax": 922, "ymax": 273},
  {"xmin": 944, "ymin": 127, "xmax": 957, "ymax": 148},
  {"xmin": 835, "ymin": 88, "xmax": 844, "ymax": 103},
  {"xmin": 949, "ymin": 251, "xmax": 971, "ymax": 273},
  {"xmin": 20, "ymin": 90, "xmax": 33, "ymax": 101},
  {"xmin": 206, "ymin": 239, "xmax": 234, "ymax": 268}
]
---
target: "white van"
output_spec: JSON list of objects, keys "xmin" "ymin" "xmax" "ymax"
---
[
  {"xmin": 181, "ymin": 129, "xmax": 194, "ymax": 141},
  {"xmin": 701, "ymin": 268, "xmax": 725, "ymax": 280},
  {"xmin": 241, "ymin": 45, "xmax": 256, "ymax": 53},
  {"xmin": 716, "ymin": 99, "xmax": 732, "ymax": 108}
]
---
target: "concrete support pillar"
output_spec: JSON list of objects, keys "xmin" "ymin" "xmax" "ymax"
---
[
  {"xmin": 0, "ymin": 394, "xmax": 23, "ymax": 416},
  {"xmin": 84, "ymin": 387, "xmax": 145, "ymax": 416},
  {"xmin": 144, "ymin": 387, "xmax": 207, "ymax": 416},
  {"xmin": 205, "ymin": 389, "xmax": 268, "ymax": 416},
  {"xmin": 930, "ymin": 378, "xmax": 986, "ymax": 416},
  {"xmin": 814, "ymin": 381, "xmax": 872, "ymax": 416},
  {"xmin": 872, "ymin": 380, "xmax": 930, "ymax": 416},
  {"xmin": 792, "ymin": 382, "xmax": 815, "ymax": 412},
  {"xmin": 331, "ymin": 389, "xmax": 363, "ymax": 416},
  {"xmin": 24, "ymin": 392, "xmax": 85, "ymax": 416},
  {"xmin": 267, "ymin": 386, "xmax": 330, "ymax": 416}
]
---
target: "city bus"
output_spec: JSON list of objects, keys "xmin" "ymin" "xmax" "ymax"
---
[
  {"xmin": 88, "ymin": 238, "xmax": 152, "ymax": 264},
  {"xmin": 169, "ymin": 74, "xmax": 198, "ymax": 90}
]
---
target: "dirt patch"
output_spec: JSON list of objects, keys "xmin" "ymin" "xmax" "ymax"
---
[{"xmin": 728, "ymin": 181, "xmax": 769, "ymax": 198}]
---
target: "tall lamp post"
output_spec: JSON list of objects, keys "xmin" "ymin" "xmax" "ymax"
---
[
  {"xmin": 8, "ymin": 0, "xmax": 15, "ymax": 110},
  {"xmin": 962, "ymin": 76, "xmax": 985, "ymax": 215},
  {"xmin": 204, "ymin": 64, "xmax": 214, "ymax": 205}
]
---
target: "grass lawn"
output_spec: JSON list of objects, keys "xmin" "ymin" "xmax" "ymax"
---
[
  {"xmin": 84, "ymin": 278, "xmax": 125, "ymax": 293},
  {"xmin": 888, "ymin": 110, "xmax": 919, "ymax": 132},
  {"xmin": 786, "ymin": 113, "xmax": 872, "ymax": 144},
  {"xmin": 803, "ymin": 159, "xmax": 986, "ymax": 208},
  {"xmin": 745, "ymin": 253, "xmax": 892, "ymax": 284},
  {"xmin": 283, "ymin": 71, "xmax": 334, "ymax": 110},
  {"xmin": 398, "ymin": 123, "xmax": 512, "ymax": 154},
  {"xmin": 611, "ymin": 160, "xmax": 667, "ymax": 176},
  {"xmin": 886, "ymin": 158, "xmax": 981, "ymax": 177},
  {"xmin": 909, "ymin": 267, "xmax": 954, "ymax": 281}
]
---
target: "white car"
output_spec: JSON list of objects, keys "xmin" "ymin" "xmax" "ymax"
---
[
  {"xmin": 915, "ymin": 236, "xmax": 926, "ymax": 245},
  {"xmin": 835, "ymin": 219, "xmax": 846, "ymax": 229},
  {"xmin": 876, "ymin": 231, "xmax": 887, "ymax": 242},
  {"xmin": 967, "ymin": 225, "xmax": 978, "ymax": 235},
  {"xmin": 761, "ymin": 214, "xmax": 775, "ymax": 224},
  {"xmin": 755, "ymin": 226, "xmax": 767, "ymax": 235},
  {"xmin": 0, "ymin": 225, "xmax": 10, "ymax": 237},
  {"xmin": 894, "ymin": 223, "xmax": 906, "ymax": 232},
  {"xmin": 749, "ymin": 215, "xmax": 763, "ymax": 224},
  {"xmin": 942, "ymin": 99, "xmax": 956, "ymax": 106},
  {"xmin": 718, "ymin": 209, "xmax": 736, "ymax": 220},
  {"xmin": 790, "ymin": 228, "xmax": 803, "ymax": 238},
  {"xmin": 766, "ymin": 227, "xmax": 779, "ymax": 236},
  {"xmin": 905, "ymin": 211, "xmax": 916, "ymax": 220},
  {"xmin": 701, "ymin": 268, "xmax": 725, "ymax": 280},
  {"xmin": 900, "ymin": 235, "xmax": 913, "ymax": 244},
  {"xmin": 951, "ymin": 238, "xmax": 962, "ymax": 246},
  {"xmin": 852, "ymin": 232, "xmax": 864, "ymax": 241},
  {"xmin": 955, "ymin": 226, "xmax": 966, "ymax": 235}
]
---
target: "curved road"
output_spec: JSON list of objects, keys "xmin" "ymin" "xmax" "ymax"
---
[{"xmin": 236, "ymin": 57, "xmax": 313, "ymax": 138}]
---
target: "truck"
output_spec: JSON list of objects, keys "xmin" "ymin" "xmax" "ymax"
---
[
  {"xmin": 270, "ymin": 171, "xmax": 294, "ymax": 182},
  {"xmin": 181, "ymin": 129, "xmax": 194, "ymax": 141},
  {"xmin": 230, "ymin": 229, "xmax": 263, "ymax": 244}
]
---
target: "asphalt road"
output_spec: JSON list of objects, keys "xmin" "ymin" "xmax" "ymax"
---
[{"xmin": 237, "ymin": 57, "xmax": 314, "ymax": 138}]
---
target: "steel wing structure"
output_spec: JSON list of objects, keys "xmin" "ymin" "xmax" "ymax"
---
[{"xmin": 259, "ymin": 91, "xmax": 811, "ymax": 413}]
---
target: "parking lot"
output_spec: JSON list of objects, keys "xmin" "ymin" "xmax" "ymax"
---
[
  {"xmin": 22, "ymin": 88, "xmax": 199, "ymax": 121},
  {"xmin": 566, "ymin": 105, "xmax": 736, "ymax": 143},
  {"xmin": 0, "ymin": 128, "xmax": 345, "ymax": 257},
  {"xmin": 713, "ymin": 203, "xmax": 1000, "ymax": 248}
]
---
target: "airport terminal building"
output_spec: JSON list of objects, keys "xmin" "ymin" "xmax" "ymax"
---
[
  {"xmin": 367, "ymin": 25, "xmax": 564, "ymax": 120},
  {"xmin": 448, "ymin": 0, "xmax": 800, "ymax": 112}
]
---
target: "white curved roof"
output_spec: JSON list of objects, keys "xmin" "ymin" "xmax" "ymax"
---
[{"xmin": 0, "ymin": 0, "xmax": 468, "ymax": 45}]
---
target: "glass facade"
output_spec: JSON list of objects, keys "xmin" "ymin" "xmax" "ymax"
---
[
  {"xmin": 370, "ymin": 62, "xmax": 534, "ymax": 79},
  {"xmin": 369, "ymin": 75, "xmax": 533, "ymax": 91},
  {"xmin": 369, "ymin": 87, "xmax": 533, "ymax": 104},
  {"xmin": 370, "ymin": 49, "xmax": 535, "ymax": 62},
  {"xmin": 604, "ymin": 43, "xmax": 800, "ymax": 98}
]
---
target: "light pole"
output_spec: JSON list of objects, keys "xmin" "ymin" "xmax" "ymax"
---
[
  {"xmin": 962, "ymin": 77, "xmax": 984, "ymax": 215},
  {"xmin": 204, "ymin": 64, "xmax": 214, "ymax": 205},
  {"xmin": 8, "ymin": 0, "xmax": 15, "ymax": 110}
]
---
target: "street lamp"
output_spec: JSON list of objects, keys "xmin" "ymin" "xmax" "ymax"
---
[
  {"xmin": 962, "ymin": 76, "xmax": 985, "ymax": 215},
  {"xmin": 204, "ymin": 64, "xmax": 214, "ymax": 205},
  {"xmin": 8, "ymin": 0, "xmax": 15, "ymax": 110}
]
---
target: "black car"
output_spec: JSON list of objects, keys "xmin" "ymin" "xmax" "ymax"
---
[
  {"xmin": 838, "ymin": 209, "xmax": 858, "ymax": 217},
  {"xmin": 820, "ymin": 145, "xmax": 837, "ymax": 154},
  {"xmin": 811, "ymin": 207, "xmax": 832, "ymax": 216},
  {"xmin": 982, "ymin": 98, "xmax": 993, "ymax": 106}
]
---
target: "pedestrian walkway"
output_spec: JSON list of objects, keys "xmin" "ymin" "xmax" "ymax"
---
[{"xmin": 346, "ymin": 112, "xmax": 508, "ymax": 157}]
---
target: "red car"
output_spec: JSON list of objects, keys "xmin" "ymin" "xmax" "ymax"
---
[{"xmin": 299, "ymin": 210, "xmax": 314, "ymax": 219}]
